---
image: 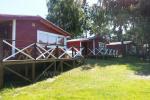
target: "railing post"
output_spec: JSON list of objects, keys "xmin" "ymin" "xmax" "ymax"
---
[
  {"xmin": 56, "ymin": 45, "xmax": 59, "ymax": 59},
  {"xmin": 72, "ymin": 47, "xmax": 74, "ymax": 58},
  {"xmin": 0, "ymin": 39, "xmax": 4, "ymax": 88},
  {"xmin": 34, "ymin": 43, "xmax": 37, "ymax": 60}
]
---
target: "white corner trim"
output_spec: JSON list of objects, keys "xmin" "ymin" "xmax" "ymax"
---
[{"xmin": 12, "ymin": 19, "xmax": 16, "ymax": 55}]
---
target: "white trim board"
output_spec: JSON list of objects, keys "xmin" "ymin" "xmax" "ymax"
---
[
  {"xmin": 37, "ymin": 30, "xmax": 65, "ymax": 38},
  {"xmin": 12, "ymin": 19, "xmax": 16, "ymax": 55}
]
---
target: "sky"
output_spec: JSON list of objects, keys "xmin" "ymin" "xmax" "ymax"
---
[{"xmin": 0, "ymin": 0, "xmax": 97, "ymax": 18}]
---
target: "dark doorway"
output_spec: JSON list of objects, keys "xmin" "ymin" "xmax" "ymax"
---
[
  {"xmin": 0, "ymin": 21, "xmax": 12, "ymax": 58},
  {"xmin": 82, "ymin": 41, "xmax": 88, "ymax": 56},
  {"xmin": 0, "ymin": 21, "xmax": 12, "ymax": 40}
]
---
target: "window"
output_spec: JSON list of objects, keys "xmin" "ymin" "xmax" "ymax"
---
[
  {"xmin": 37, "ymin": 30, "xmax": 65, "ymax": 47},
  {"xmin": 99, "ymin": 42, "xmax": 105, "ymax": 48},
  {"xmin": 57, "ymin": 37, "xmax": 64, "ymax": 45},
  {"xmin": 47, "ymin": 35, "xmax": 57, "ymax": 44},
  {"xmin": 37, "ymin": 32, "xmax": 47, "ymax": 44}
]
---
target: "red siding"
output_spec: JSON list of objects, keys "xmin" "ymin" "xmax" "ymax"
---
[
  {"xmin": 107, "ymin": 45, "xmax": 123, "ymax": 55},
  {"xmin": 16, "ymin": 20, "xmax": 37, "ymax": 48},
  {"xmin": 67, "ymin": 41, "xmax": 80, "ymax": 51},
  {"xmin": 106, "ymin": 44, "xmax": 131, "ymax": 55}
]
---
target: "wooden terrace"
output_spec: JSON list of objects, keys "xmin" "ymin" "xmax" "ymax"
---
[{"xmin": 0, "ymin": 39, "xmax": 84, "ymax": 88}]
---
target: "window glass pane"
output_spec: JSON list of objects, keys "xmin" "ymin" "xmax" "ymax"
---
[
  {"xmin": 37, "ymin": 30, "xmax": 65, "ymax": 48},
  {"xmin": 57, "ymin": 37, "xmax": 64, "ymax": 45},
  {"xmin": 48, "ymin": 35, "xmax": 57, "ymax": 44},
  {"xmin": 38, "ymin": 32, "xmax": 48, "ymax": 44}
]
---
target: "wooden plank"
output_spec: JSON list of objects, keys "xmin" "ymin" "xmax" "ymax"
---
[
  {"xmin": 3, "ymin": 59, "xmax": 57, "ymax": 65},
  {"xmin": 5, "ymin": 67, "xmax": 32, "ymax": 82},
  {"xmin": 63, "ymin": 61, "xmax": 72, "ymax": 67}
]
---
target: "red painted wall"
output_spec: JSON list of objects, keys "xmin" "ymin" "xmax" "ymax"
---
[
  {"xmin": 107, "ymin": 45, "xmax": 123, "ymax": 55},
  {"xmin": 106, "ymin": 44, "xmax": 132, "ymax": 55},
  {"xmin": 16, "ymin": 20, "xmax": 36, "ymax": 48},
  {"xmin": 67, "ymin": 41, "xmax": 80, "ymax": 51}
]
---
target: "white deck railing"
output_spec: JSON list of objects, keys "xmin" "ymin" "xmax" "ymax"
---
[{"xmin": 2, "ymin": 40, "xmax": 84, "ymax": 62}]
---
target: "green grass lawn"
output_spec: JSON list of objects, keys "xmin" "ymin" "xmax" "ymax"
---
[{"xmin": 0, "ymin": 57, "xmax": 150, "ymax": 100}]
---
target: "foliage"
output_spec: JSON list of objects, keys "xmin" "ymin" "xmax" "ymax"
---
[
  {"xmin": 90, "ymin": 4, "xmax": 108, "ymax": 35},
  {"xmin": 136, "ymin": 0, "xmax": 150, "ymax": 44},
  {"xmin": 102, "ymin": 0, "xmax": 136, "ymax": 41},
  {"xmin": 47, "ymin": 0, "xmax": 84, "ymax": 37},
  {"xmin": 80, "ymin": 2, "xmax": 92, "ymax": 37},
  {"xmin": 125, "ymin": 0, "xmax": 150, "ymax": 44}
]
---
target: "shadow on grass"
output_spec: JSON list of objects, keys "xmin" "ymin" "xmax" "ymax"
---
[
  {"xmin": 127, "ymin": 62, "xmax": 150, "ymax": 76},
  {"xmin": 82, "ymin": 57, "xmax": 150, "ymax": 76}
]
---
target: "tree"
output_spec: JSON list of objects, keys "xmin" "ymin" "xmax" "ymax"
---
[
  {"xmin": 81, "ymin": 1, "xmax": 91, "ymax": 37},
  {"xmin": 47, "ymin": 0, "xmax": 84, "ymax": 37},
  {"xmin": 103, "ymin": 0, "xmax": 137, "ymax": 41},
  {"xmin": 90, "ymin": 3, "xmax": 108, "ymax": 36},
  {"xmin": 137, "ymin": 0, "xmax": 150, "ymax": 44},
  {"xmin": 125, "ymin": 0, "xmax": 150, "ymax": 45}
]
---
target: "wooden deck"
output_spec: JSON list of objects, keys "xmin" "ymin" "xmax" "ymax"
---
[
  {"xmin": 0, "ymin": 58, "xmax": 79, "ymax": 88},
  {"xmin": 0, "ymin": 39, "xmax": 84, "ymax": 88}
]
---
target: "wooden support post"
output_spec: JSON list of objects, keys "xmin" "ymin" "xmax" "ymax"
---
[
  {"xmin": 56, "ymin": 46, "xmax": 59, "ymax": 58},
  {"xmin": 73, "ymin": 60, "xmax": 75, "ymax": 68},
  {"xmin": 25, "ymin": 65, "xmax": 28, "ymax": 77},
  {"xmin": 0, "ymin": 39, "xmax": 4, "ymax": 88},
  {"xmin": 72, "ymin": 47, "xmax": 74, "ymax": 58},
  {"xmin": 60, "ymin": 61, "xmax": 63, "ymax": 73},
  {"xmin": 54, "ymin": 61, "xmax": 57, "ymax": 75},
  {"xmin": 0, "ymin": 62, "xmax": 3, "ymax": 89},
  {"xmin": 32, "ymin": 63, "xmax": 35, "ymax": 82}
]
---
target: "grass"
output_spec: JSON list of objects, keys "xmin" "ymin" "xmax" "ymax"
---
[{"xmin": 0, "ymin": 57, "xmax": 150, "ymax": 100}]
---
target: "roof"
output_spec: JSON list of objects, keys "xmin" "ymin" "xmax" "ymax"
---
[
  {"xmin": 67, "ymin": 38, "xmax": 89, "ymax": 42},
  {"xmin": 67, "ymin": 35, "xmax": 108, "ymax": 43},
  {"xmin": 107, "ymin": 41, "xmax": 132, "ymax": 45},
  {"xmin": 0, "ymin": 14, "xmax": 71, "ymax": 36},
  {"xmin": 88, "ymin": 35, "xmax": 100, "ymax": 40}
]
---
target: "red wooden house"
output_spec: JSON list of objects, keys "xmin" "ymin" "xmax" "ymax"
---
[
  {"xmin": 106, "ymin": 41, "xmax": 136, "ymax": 55},
  {"xmin": 67, "ymin": 35, "xmax": 108, "ymax": 55},
  {"xmin": 0, "ymin": 14, "xmax": 71, "ymax": 58}
]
